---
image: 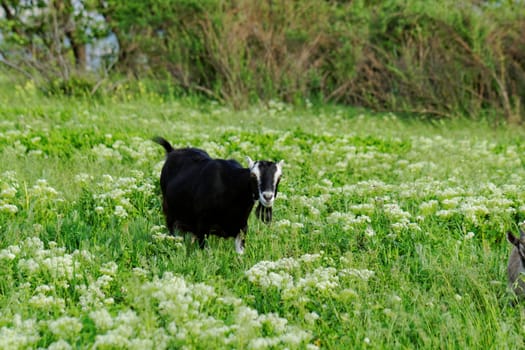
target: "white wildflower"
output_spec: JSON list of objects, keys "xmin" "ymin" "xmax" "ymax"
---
[
  {"xmin": 0, "ymin": 244, "xmax": 21, "ymax": 260},
  {"xmin": 20, "ymin": 237, "xmax": 43, "ymax": 252},
  {"xmin": 339, "ymin": 268, "xmax": 375, "ymax": 281},
  {"xmin": 391, "ymin": 294, "xmax": 402, "ymax": 303},
  {"xmin": 419, "ymin": 200, "xmax": 438, "ymax": 215},
  {"xmin": 0, "ymin": 204, "xmax": 18, "ymax": 214},
  {"xmin": 299, "ymin": 253, "xmax": 322, "ymax": 264},
  {"xmin": 304, "ymin": 311, "xmax": 320, "ymax": 325},
  {"xmin": 1, "ymin": 185, "xmax": 17, "ymax": 198},
  {"xmin": 48, "ymin": 340, "xmax": 72, "ymax": 350},
  {"xmin": 74, "ymin": 173, "xmax": 93, "ymax": 184},
  {"xmin": 47, "ymin": 316, "xmax": 82, "ymax": 339},
  {"xmin": 92, "ymin": 144, "xmax": 123, "ymax": 161},
  {"xmin": 132, "ymin": 267, "xmax": 150, "ymax": 278},
  {"xmin": 465, "ymin": 231, "xmax": 475, "ymax": 240},
  {"xmin": 114, "ymin": 205, "xmax": 128, "ymax": 219},
  {"xmin": 365, "ymin": 226, "xmax": 376, "ymax": 237},
  {"xmin": 100, "ymin": 261, "xmax": 118, "ymax": 276},
  {"xmin": 89, "ymin": 309, "xmax": 114, "ymax": 331},
  {"xmin": 0, "ymin": 315, "xmax": 39, "ymax": 349},
  {"xmin": 35, "ymin": 284, "xmax": 54, "ymax": 293},
  {"xmin": 28, "ymin": 293, "xmax": 65, "ymax": 311},
  {"xmin": 276, "ymin": 219, "xmax": 291, "ymax": 228},
  {"xmin": 436, "ymin": 209, "xmax": 454, "ymax": 219}
]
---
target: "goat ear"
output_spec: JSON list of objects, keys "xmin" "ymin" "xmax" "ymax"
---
[
  {"xmin": 277, "ymin": 160, "xmax": 284, "ymax": 170},
  {"xmin": 508, "ymin": 231, "xmax": 520, "ymax": 247},
  {"xmin": 246, "ymin": 156, "xmax": 255, "ymax": 169}
]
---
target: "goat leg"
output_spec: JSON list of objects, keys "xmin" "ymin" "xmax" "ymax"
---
[
  {"xmin": 235, "ymin": 227, "xmax": 247, "ymax": 254},
  {"xmin": 195, "ymin": 222, "xmax": 208, "ymax": 249},
  {"xmin": 197, "ymin": 235, "xmax": 206, "ymax": 249}
]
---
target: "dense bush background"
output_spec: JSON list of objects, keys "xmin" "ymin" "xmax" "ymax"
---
[{"xmin": 1, "ymin": 0, "xmax": 524, "ymax": 120}]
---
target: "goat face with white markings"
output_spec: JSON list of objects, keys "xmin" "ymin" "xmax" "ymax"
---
[{"xmin": 247, "ymin": 157, "xmax": 283, "ymax": 224}]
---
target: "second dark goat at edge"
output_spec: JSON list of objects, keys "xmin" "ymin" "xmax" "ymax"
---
[{"xmin": 153, "ymin": 136, "xmax": 283, "ymax": 254}]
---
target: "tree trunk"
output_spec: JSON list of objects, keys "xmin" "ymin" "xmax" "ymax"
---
[{"xmin": 67, "ymin": 33, "xmax": 87, "ymax": 71}]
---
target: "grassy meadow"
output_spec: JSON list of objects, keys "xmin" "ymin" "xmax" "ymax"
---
[{"xmin": 1, "ymin": 81, "xmax": 525, "ymax": 349}]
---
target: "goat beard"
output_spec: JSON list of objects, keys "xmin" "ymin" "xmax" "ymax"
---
[{"xmin": 255, "ymin": 203, "xmax": 272, "ymax": 224}]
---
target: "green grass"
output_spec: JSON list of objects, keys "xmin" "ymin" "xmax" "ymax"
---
[{"xmin": 1, "ymin": 80, "xmax": 525, "ymax": 349}]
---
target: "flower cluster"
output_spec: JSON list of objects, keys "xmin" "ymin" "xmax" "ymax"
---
[
  {"xmin": 29, "ymin": 178, "xmax": 62, "ymax": 205},
  {"xmin": 0, "ymin": 237, "xmax": 316, "ymax": 349},
  {"xmin": 76, "ymin": 171, "xmax": 156, "ymax": 221},
  {"xmin": 0, "ymin": 171, "xmax": 19, "ymax": 214},
  {"xmin": 92, "ymin": 136, "xmax": 159, "ymax": 165},
  {"xmin": 0, "ymin": 315, "xmax": 39, "ymax": 349},
  {"xmin": 130, "ymin": 272, "xmax": 315, "ymax": 349},
  {"xmin": 246, "ymin": 252, "xmax": 374, "ymax": 305}
]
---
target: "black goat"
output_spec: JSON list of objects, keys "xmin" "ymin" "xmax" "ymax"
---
[{"xmin": 153, "ymin": 136, "xmax": 283, "ymax": 253}]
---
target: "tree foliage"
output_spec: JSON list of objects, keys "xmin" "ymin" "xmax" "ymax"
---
[
  {"xmin": 0, "ymin": 0, "xmax": 107, "ymax": 78},
  {"xmin": 1, "ymin": 0, "xmax": 524, "ymax": 120}
]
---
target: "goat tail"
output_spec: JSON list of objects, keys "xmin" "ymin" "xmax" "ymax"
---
[{"xmin": 153, "ymin": 136, "xmax": 175, "ymax": 154}]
